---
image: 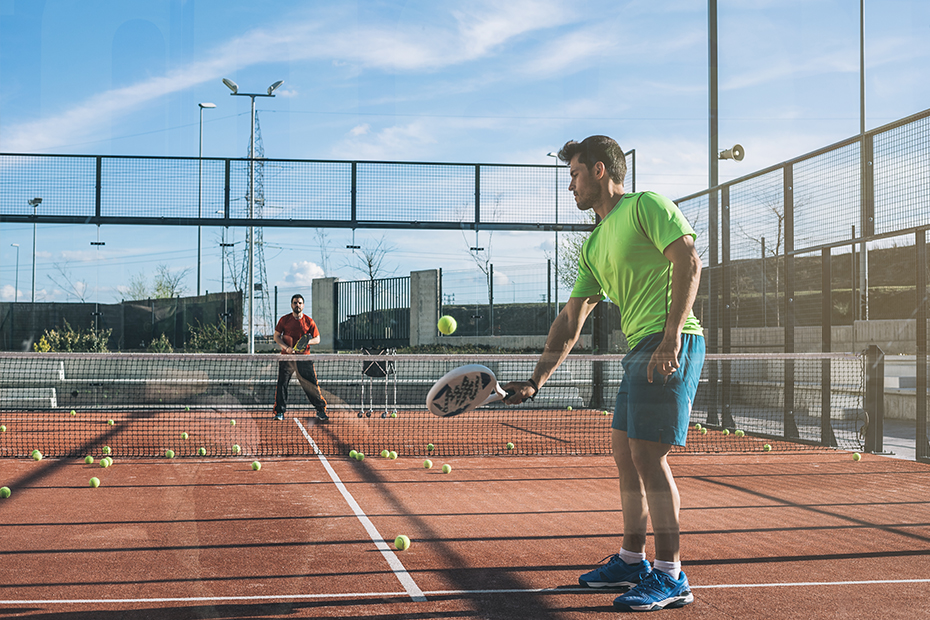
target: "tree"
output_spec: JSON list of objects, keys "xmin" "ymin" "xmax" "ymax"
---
[
  {"xmin": 124, "ymin": 264, "xmax": 191, "ymax": 300},
  {"xmin": 346, "ymin": 236, "xmax": 395, "ymax": 281},
  {"xmin": 48, "ymin": 262, "xmax": 88, "ymax": 302}
]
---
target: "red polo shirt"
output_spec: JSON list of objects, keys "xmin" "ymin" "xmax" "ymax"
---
[{"xmin": 275, "ymin": 314, "xmax": 319, "ymax": 354}]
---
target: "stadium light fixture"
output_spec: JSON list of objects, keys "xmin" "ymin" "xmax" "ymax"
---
[{"xmin": 222, "ymin": 78, "xmax": 238, "ymax": 94}]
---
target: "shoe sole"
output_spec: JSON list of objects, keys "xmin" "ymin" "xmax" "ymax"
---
[
  {"xmin": 579, "ymin": 579, "xmax": 639, "ymax": 589},
  {"xmin": 613, "ymin": 591, "xmax": 694, "ymax": 612}
]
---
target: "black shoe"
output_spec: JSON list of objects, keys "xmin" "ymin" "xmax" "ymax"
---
[
  {"xmin": 316, "ymin": 410, "xmax": 330, "ymax": 423},
  {"xmin": 273, "ymin": 413, "xmax": 284, "ymax": 421}
]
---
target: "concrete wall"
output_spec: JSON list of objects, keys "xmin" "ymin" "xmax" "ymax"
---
[
  {"xmin": 725, "ymin": 320, "xmax": 922, "ymax": 355},
  {"xmin": 311, "ymin": 277, "xmax": 338, "ymax": 351},
  {"xmin": 410, "ymin": 270, "xmax": 440, "ymax": 347}
]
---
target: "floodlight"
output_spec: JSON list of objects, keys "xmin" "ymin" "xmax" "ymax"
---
[{"xmin": 222, "ymin": 78, "xmax": 239, "ymax": 94}]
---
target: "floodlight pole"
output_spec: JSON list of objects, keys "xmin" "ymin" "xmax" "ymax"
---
[
  {"xmin": 197, "ymin": 103, "xmax": 216, "ymax": 298},
  {"xmin": 709, "ymin": 0, "xmax": 718, "ymax": 191},
  {"xmin": 223, "ymin": 79, "xmax": 283, "ymax": 353},
  {"xmin": 547, "ymin": 152, "xmax": 560, "ymax": 322},
  {"xmin": 27, "ymin": 198, "xmax": 41, "ymax": 303}
]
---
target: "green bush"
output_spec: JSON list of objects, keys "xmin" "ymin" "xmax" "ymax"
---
[
  {"xmin": 146, "ymin": 333, "xmax": 174, "ymax": 353},
  {"xmin": 33, "ymin": 320, "xmax": 112, "ymax": 352},
  {"xmin": 186, "ymin": 320, "xmax": 246, "ymax": 353}
]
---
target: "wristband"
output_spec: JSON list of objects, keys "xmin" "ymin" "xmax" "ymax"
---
[{"xmin": 526, "ymin": 377, "xmax": 539, "ymax": 397}]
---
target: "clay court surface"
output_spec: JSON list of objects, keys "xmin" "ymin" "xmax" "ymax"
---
[{"xmin": 2, "ymin": 419, "xmax": 929, "ymax": 620}]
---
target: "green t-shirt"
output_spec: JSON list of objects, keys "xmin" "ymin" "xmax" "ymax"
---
[{"xmin": 570, "ymin": 191, "xmax": 703, "ymax": 349}]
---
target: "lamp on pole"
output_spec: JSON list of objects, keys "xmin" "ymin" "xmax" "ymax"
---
[
  {"xmin": 222, "ymin": 78, "xmax": 284, "ymax": 353},
  {"xmin": 547, "ymin": 152, "xmax": 560, "ymax": 322},
  {"xmin": 27, "ymin": 198, "xmax": 41, "ymax": 303},
  {"xmin": 198, "ymin": 102, "xmax": 216, "ymax": 298},
  {"xmin": 10, "ymin": 244, "xmax": 19, "ymax": 303}
]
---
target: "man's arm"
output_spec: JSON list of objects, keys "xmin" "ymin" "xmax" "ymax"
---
[
  {"xmin": 647, "ymin": 234, "xmax": 702, "ymax": 382},
  {"xmin": 273, "ymin": 330, "xmax": 293, "ymax": 354},
  {"xmin": 503, "ymin": 294, "xmax": 601, "ymax": 403}
]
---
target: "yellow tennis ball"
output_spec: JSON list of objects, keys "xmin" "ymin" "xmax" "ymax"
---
[
  {"xmin": 694, "ymin": 423, "xmax": 702, "ymax": 430},
  {"xmin": 390, "ymin": 412, "xmax": 397, "ymax": 418},
  {"xmin": 356, "ymin": 452, "xmax": 365, "ymax": 461},
  {"xmin": 89, "ymin": 477, "xmax": 100, "ymax": 488},
  {"xmin": 32, "ymin": 450, "xmax": 42, "ymax": 461},
  {"xmin": 423, "ymin": 459, "xmax": 433, "ymax": 469},
  {"xmin": 102, "ymin": 446, "xmax": 111, "ymax": 455},
  {"xmin": 251, "ymin": 461, "xmax": 261, "ymax": 471},
  {"xmin": 229, "ymin": 419, "xmax": 236, "ymax": 426},
  {"xmin": 181, "ymin": 432, "xmax": 189, "ymax": 440},
  {"xmin": 506, "ymin": 442, "xmax": 514, "ymax": 450},
  {"xmin": 100, "ymin": 458, "xmax": 110, "ymax": 468},
  {"xmin": 566, "ymin": 406, "xmax": 572, "ymax": 411},
  {"xmin": 103, "ymin": 457, "xmax": 113, "ymax": 467},
  {"xmin": 70, "ymin": 410, "xmax": 76, "ymax": 416},
  {"xmin": 763, "ymin": 444, "xmax": 772, "ymax": 452},
  {"xmin": 437, "ymin": 315, "xmax": 457, "ymax": 335},
  {"xmin": 735, "ymin": 429, "xmax": 745, "ymax": 437},
  {"xmin": 380, "ymin": 450, "xmax": 389, "ymax": 458},
  {"xmin": 394, "ymin": 535, "xmax": 411, "ymax": 550},
  {"xmin": 198, "ymin": 447, "xmax": 206, "ymax": 456},
  {"xmin": 852, "ymin": 452, "xmax": 861, "ymax": 461},
  {"xmin": 0, "ymin": 486, "xmax": 11, "ymax": 499},
  {"xmin": 722, "ymin": 429, "xmax": 730, "ymax": 436},
  {"xmin": 427, "ymin": 443, "xmax": 434, "ymax": 451},
  {"xmin": 165, "ymin": 449, "xmax": 175, "ymax": 459},
  {"xmin": 389, "ymin": 451, "xmax": 398, "ymax": 460},
  {"xmin": 232, "ymin": 444, "xmax": 241, "ymax": 454},
  {"xmin": 0, "ymin": 425, "xmax": 5, "ymax": 432},
  {"xmin": 442, "ymin": 464, "xmax": 452, "ymax": 474},
  {"xmin": 84, "ymin": 455, "xmax": 94, "ymax": 464},
  {"xmin": 107, "ymin": 419, "xmax": 115, "ymax": 426},
  {"xmin": 700, "ymin": 427, "xmax": 708, "ymax": 435},
  {"xmin": 349, "ymin": 449, "xmax": 358, "ymax": 459}
]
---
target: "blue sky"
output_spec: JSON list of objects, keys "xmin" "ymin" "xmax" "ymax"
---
[{"xmin": 1, "ymin": 0, "xmax": 929, "ymax": 334}]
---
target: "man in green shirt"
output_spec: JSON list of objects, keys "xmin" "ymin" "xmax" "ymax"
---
[{"xmin": 504, "ymin": 135, "xmax": 704, "ymax": 612}]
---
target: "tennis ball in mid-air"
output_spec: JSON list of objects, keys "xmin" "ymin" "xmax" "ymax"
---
[
  {"xmin": 251, "ymin": 461, "xmax": 261, "ymax": 471},
  {"xmin": 722, "ymin": 429, "xmax": 730, "ymax": 436},
  {"xmin": 232, "ymin": 444, "xmax": 241, "ymax": 454},
  {"xmin": 394, "ymin": 535, "xmax": 411, "ymax": 551},
  {"xmin": 32, "ymin": 450, "xmax": 42, "ymax": 461},
  {"xmin": 442, "ymin": 464, "xmax": 452, "ymax": 474},
  {"xmin": 0, "ymin": 487, "xmax": 11, "ymax": 499},
  {"xmin": 506, "ymin": 442, "xmax": 514, "ymax": 450},
  {"xmin": 198, "ymin": 447, "xmax": 206, "ymax": 456},
  {"xmin": 423, "ymin": 459, "xmax": 433, "ymax": 469},
  {"xmin": 84, "ymin": 455, "xmax": 94, "ymax": 464},
  {"xmin": 763, "ymin": 444, "xmax": 772, "ymax": 452},
  {"xmin": 437, "ymin": 315, "xmax": 457, "ymax": 335},
  {"xmin": 735, "ymin": 429, "xmax": 745, "ymax": 437},
  {"xmin": 89, "ymin": 477, "xmax": 100, "ymax": 488},
  {"xmin": 181, "ymin": 432, "xmax": 189, "ymax": 440},
  {"xmin": 165, "ymin": 449, "xmax": 175, "ymax": 459},
  {"xmin": 852, "ymin": 452, "xmax": 862, "ymax": 461},
  {"xmin": 389, "ymin": 451, "xmax": 398, "ymax": 460},
  {"xmin": 427, "ymin": 443, "xmax": 434, "ymax": 452}
]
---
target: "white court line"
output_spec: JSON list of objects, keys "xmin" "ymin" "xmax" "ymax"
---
[
  {"xmin": 4, "ymin": 579, "xmax": 930, "ymax": 606},
  {"xmin": 294, "ymin": 418, "xmax": 427, "ymax": 602}
]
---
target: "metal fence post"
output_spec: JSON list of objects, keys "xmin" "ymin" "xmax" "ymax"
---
[{"xmin": 864, "ymin": 344, "xmax": 884, "ymax": 454}]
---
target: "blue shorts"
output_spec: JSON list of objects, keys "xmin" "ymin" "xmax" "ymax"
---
[{"xmin": 612, "ymin": 333, "xmax": 705, "ymax": 446}]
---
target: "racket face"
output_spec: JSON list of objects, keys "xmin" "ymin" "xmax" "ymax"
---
[
  {"xmin": 294, "ymin": 334, "xmax": 311, "ymax": 351},
  {"xmin": 426, "ymin": 364, "xmax": 498, "ymax": 417}
]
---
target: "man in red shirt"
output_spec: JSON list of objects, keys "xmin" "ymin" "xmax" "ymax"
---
[{"xmin": 272, "ymin": 294, "xmax": 329, "ymax": 422}]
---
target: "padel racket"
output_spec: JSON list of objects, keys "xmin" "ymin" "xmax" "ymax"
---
[
  {"xmin": 292, "ymin": 333, "xmax": 313, "ymax": 353},
  {"xmin": 426, "ymin": 364, "xmax": 514, "ymax": 417}
]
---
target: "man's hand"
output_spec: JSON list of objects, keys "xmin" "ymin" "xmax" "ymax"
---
[
  {"xmin": 281, "ymin": 346, "xmax": 294, "ymax": 354},
  {"xmin": 647, "ymin": 336, "xmax": 682, "ymax": 383},
  {"xmin": 501, "ymin": 381, "xmax": 536, "ymax": 405}
]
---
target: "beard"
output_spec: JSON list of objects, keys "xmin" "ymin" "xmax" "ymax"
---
[{"xmin": 574, "ymin": 182, "xmax": 602, "ymax": 211}]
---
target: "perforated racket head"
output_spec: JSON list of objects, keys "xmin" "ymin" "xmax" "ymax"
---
[{"xmin": 426, "ymin": 364, "xmax": 506, "ymax": 417}]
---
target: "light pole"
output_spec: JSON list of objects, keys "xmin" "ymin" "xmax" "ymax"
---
[
  {"xmin": 10, "ymin": 244, "xmax": 19, "ymax": 302},
  {"xmin": 222, "ymin": 78, "xmax": 283, "ymax": 353},
  {"xmin": 547, "ymin": 152, "xmax": 560, "ymax": 322},
  {"xmin": 198, "ymin": 102, "xmax": 216, "ymax": 298},
  {"xmin": 27, "ymin": 198, "xmax": 41, "ymax": 303}
]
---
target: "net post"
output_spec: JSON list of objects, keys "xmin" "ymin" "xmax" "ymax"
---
[
  {"xmin": 821, "ymin": 248, "xmax": 837, "ymax": 447},
  {"xmin": 916, "ymin": 231, "xmax": 929, "ymax": 462},
  {"xmin": 864, "ymin": 344, "xmax": 884, "ymax": 453}
]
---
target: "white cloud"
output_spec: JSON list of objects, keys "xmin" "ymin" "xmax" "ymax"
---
[
  {"xmin": 350, "ymin": 124, "xmax": 371, "ymax": 137},
  {"xmin": 279, "ymin": 260, "xmax": 325, "ymax": 287}
]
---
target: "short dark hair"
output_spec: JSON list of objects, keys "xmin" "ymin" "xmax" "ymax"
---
[
  {"xmin": 558, "ymin": 135, "xmax": 627, "ymax": 185},
  {"xmin": 291, "ymin": 294, "xmax": 304, "ymax": 303}
]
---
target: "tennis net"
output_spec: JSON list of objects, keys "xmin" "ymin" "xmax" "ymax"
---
[{"xmin": 0, "ymin": 351, "xmax": 867, "ymax": 458}]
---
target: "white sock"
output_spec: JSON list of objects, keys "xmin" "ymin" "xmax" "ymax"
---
[
  {"xmin": 653, "ymin": 560, "xmax": 681, "ymax": 580},
  {"xmin": 618, "ymin": 548, "xmax": 646, "ymax": 565}
]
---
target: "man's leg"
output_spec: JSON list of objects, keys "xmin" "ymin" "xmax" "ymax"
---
[
  {"xmin": 294, "ymin": 360, "xmax": 329, "ymax": 419},
  {"xmin": 612, "ymin": 428, "xmax": 650, "ymax": 555},
  {"xmin": 273, "ymin": 361, "xmax": 294, "ymax": 418},
  {"xmin": 626, "ymin": 436, "xmax": 679, "ymax": 563}
]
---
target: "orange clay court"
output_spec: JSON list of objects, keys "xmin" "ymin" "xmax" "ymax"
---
[{"xmin": 1, "ymin": 409, "xmax": 929, "ymax": 620}]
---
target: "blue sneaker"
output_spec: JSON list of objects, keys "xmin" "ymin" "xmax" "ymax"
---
[
  {"xmin": 273, "ymin": 413, "xmax": 284, "ymax": 421},
  {"xmin": 613, "ymin": 569, "xmax": 694, "ymax": 612},
  {"xmin": 578, "ymin": 554, "xmax": 651, "ymax": 588}
]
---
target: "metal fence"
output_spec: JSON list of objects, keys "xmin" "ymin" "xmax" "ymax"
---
[{"xmin": 334, "ymin": 276, "xmax": 410, "ymax": 351}]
